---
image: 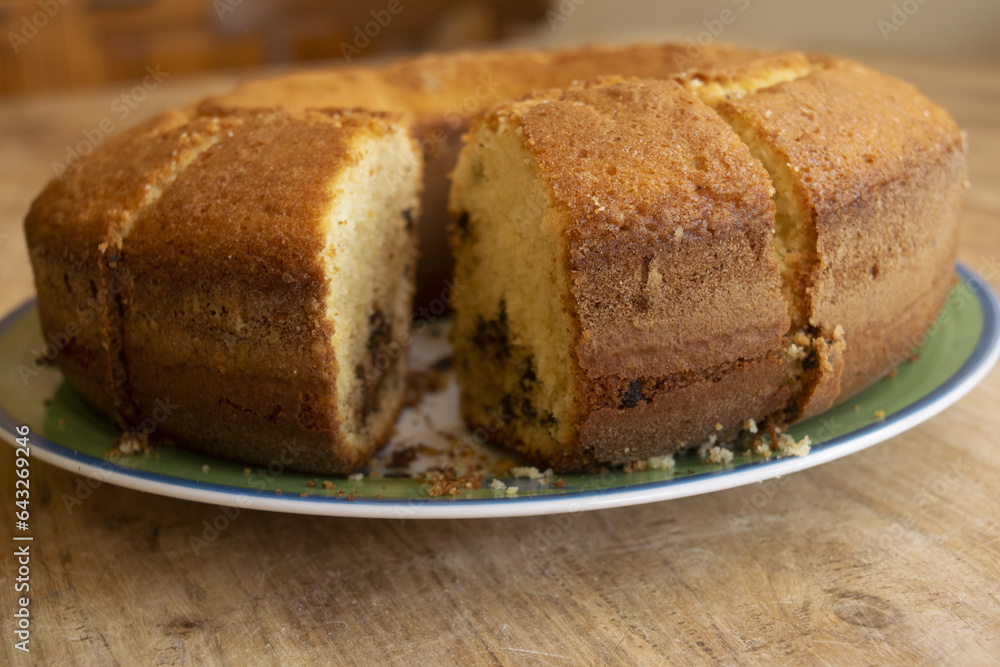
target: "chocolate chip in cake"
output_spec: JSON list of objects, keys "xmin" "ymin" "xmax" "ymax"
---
[
  {"xmin": 472, "ymin": 299, "xmax": 510, "ymax": 360},
  {"xmin": 356, "ymin": 308, "xmax": 396, "ymax": 425},
  {"xmin": 619, "ymin": 379, "xmax": 651, "ymax": 409},
  {"xmin": 520, "ymin": 356, "xmax": 537, "ymax": 392},
  {"xmin": 455, "ymin": 211, "xmax": 471, "ymax": 239},
  {"xmin": 431, "ymin": 356, "xmax": 453, "ymax": 372},
  {"xmin": 540, "ymin": 411, "xmax": 559, "ymax": 431},
  {"xmin": 366, "ymin": 309, "xmax": 392, "ymax": 359}
]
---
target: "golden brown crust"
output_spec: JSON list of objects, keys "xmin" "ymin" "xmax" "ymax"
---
[
  {"xmin": 24, "ymin": 109, "xmax": 218, "ymax": 421},
  {"xmin": 515, "ymin": 80, "xmax": 788, "ymax": 377},
  {"xmin": 576, "ymin": 356, "xmax": 788, "ymax": 469},
  {"xmin": 201, "ymin": 44, "xmax": 803, "ymax": 309},
  {"xmin": 202, "ymin": 44, "xmax": 783, "ymax": 121},
  {"xmin": 716, "ymin": 57, "xmax": 966, "ymax": 400},
  {"xmin": 27, "ymin": 106, "xmax": 416, "ymax": 474},
  {"xmin": 118, "ymin": 109, "xmax": 412, "ymax": 473}
]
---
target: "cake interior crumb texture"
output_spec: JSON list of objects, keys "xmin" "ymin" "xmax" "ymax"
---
[
  {"xmin": 450, "ymin": 116, "xmax": 577, "ymax": 462},
  {"xmin": 325, "ymin": 131, "xmax": 420, "ymax": 456}
]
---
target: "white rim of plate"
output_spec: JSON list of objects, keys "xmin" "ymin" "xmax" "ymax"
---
[{"xmin": 1, "ymin": 263, "xmax": 998, "ymax": 519}]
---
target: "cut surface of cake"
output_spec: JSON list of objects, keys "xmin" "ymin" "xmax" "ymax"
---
[
  {"xmin": 449, "ymin": 65, "xmax": 964, "ymax": 471},
  {"xmin": 26, "ymin": 108, "xmax": 422, "ymax": 474},
  {"xmin": 449, "ymin": 79, "xmax": 793, "ymax": 470}
]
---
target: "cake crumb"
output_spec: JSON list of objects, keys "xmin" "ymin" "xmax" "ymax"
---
[
  {"xmin": 647, "ymin": 454, "xmax": 676, "ymax": 470},
  {"xmin": 322, "ymin": 480, "xmax": 336, "ymax": 490},
  {"xmin": 744, "ymin": 418, "xmax": 758, "ymax": 434},
  {"xmin": 109, "ymin": 432, "xmax": 152, "ymax": 457},
  {"xmin": 489, "ymin": 479, "xmax": 507, "ymax": 492},
  {"xmin": 423, "ymin": 469, "xmax": 483, "ymax": 497},
  {"xmin": 505, "ymin": 486, "xmax": 519, "ymax": 496},
  {"xmin": 623, "ymin": 460, "xmax": 648, "ymax": 473},
  {"xmin": 784, "ymin": 343, "xmax": 807, "ymax": 363},
  {"xmin": 705, "ymin": 446, "xmax": 734, "ymax": 465},
  {"xmin": 715, "ymin": 422, "xmax": 723, "ymax": 431},
  {"xmin": 201, "ymin": 464, "xmax": 210, "ymax": 473},
  {"xmin": 243, "ymin": 468, "xmax": 252, "ymax": 476},
  {"xmin": 306, "ymin": 480, "xmax": 316, "ymax": 487},
  {"xmin": 778, "ymin": 434, "xmax": 811, "ymax": 458},
  {"xmin": 555, "ymin": 478, "xmax": 566, "ymax": 488},
  {"xmin": 875, "ymin": 410, "xmax": 886, "ymax": 420},
  {"xmin": 753, "ymin": 437, "xmax": 772, "ymax": 458},
  {"xmin": 697, "ymin": 434, "xmax": 719, "ymax": 459},
  {"xmin": 510, "ymin": 466, "xmax": 552, "ymax": 480},
  {"xmin": 348, "ymin": 473, "xmax": 364, "ymax": 482}
]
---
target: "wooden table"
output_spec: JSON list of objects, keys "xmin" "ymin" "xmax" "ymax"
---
[{"xmin": 2, "ymin": 54, "xmax": 999, "ymax": 665}]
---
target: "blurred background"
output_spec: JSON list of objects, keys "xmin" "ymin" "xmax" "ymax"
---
[{"xmin": 1, "ymin": 0, "xmax": 997, "ymax": 97}]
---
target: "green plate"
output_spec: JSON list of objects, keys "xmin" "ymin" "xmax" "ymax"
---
[{"xmin": 1, "ymin": 264, "xmax": 997, "ymax": 519}]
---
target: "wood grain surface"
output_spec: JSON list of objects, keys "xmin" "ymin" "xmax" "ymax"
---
[{"xmin": 1, "ymin": 54, "xmax": 999, "ymax": 665}]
